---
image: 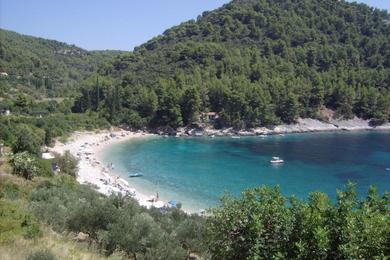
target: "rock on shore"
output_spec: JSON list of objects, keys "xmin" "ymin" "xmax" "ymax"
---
[{"xmin": 174, "ymin": 117, "xmax": 390, "ymax": 137}]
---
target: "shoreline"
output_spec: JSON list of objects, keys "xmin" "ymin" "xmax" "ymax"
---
[
  {"xmin": 177, "ymin": 118, "xmax": 390, "ymax": 137},
  {"xmin": 49, "ymin": 118, "xmax": 390, "ymax": 214},
  {"xmin": 50, "ymin": 130, "xmax": 171, "ymax": 211}
]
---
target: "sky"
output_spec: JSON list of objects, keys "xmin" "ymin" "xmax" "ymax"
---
[{"xmin": 0, "ymin": 0, "xmax": 389, "ymax": 51}]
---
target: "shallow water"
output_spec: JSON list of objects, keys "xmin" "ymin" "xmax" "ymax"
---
[{"xmin": 101, "ymin": 131, "xmax": 390, "ymax": 212}]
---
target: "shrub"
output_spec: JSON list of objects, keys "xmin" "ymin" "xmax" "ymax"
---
[
  {"xmin": 35, "ymin": 158, "xmax": 53, "ymax": 178},
  {"xmin": 27, "ymin": 249, "xmax": 56, "ymax": 260},
  {"xmin": 10, "ymin": 152, "xmax": 39, "ymax": 180},
  {"xmin": 0, "ymin": 200, "xmax": 41, "ymax": 243},
  {"xmin": 44, "ymin": 128, "xmax": 53, "ymax": 146},
  {"xmin": 53, "ymin": 151, "xmax": 78, "ymax": 177},
  {"xmin": 22, "ymin": 214, "xmax": 41, "ymax": 239},
  {"xmin": 124, "ymin": 111, "xmax": 147, "ymax": 129},
  {"xmin": 207, "ymin": 185, "xmax": 390, "ymax": 259},
  {"xmin": 173, "ymin": 217, "xmax": 208, "ymax": 253},
  {"xmin": 66, "ymin": 196, "xmax": 118, "ymax": 238},
  {"xmin": 11, "ymin": 125, "xmax": 42, "ymax": 155},
  {"xmin": 0, "ymin": 123, "xmax": 14, "ymax": 145},
  {"xmin": 0, "ymin": 182, "xmax": 20, "ymax": 199}
]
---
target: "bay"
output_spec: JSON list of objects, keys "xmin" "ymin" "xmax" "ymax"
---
[{"xmin": 100, "ymin": 131, "xmax": 390, "ymax": 212}]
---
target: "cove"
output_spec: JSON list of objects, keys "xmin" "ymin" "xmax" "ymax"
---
[{"xmin": 100, "ymin": 131, "xmax": 390, "ymax": 212}]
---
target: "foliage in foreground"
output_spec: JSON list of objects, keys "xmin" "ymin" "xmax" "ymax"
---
[
  {"xmin": 0, "ymin": 199, "xmax": 41, "ymax": 244},
  {"xmin": 28, "ymin": 175, "xmax": 389, "ymax": 259},
  {"xmin": 1, "ymin": 169, "xmax": 389, "ymax": 259},
  {"xmin": 52, "ymin": 151, "xmax": 79, "ymax": 178},
  {"xmin": 26, "ymin": 249, "xmax": 56, "ymax": 260},
  {"xmin": 10, "ymin": 152, "xmax": 52, "ymax": 180},
  {"xmin": 208, "ymin": 185, "xmax": 390, "ymax": 260},
  {"xmin": 29, "ymin": 176, "xmax": 208, "ymax": 259}
]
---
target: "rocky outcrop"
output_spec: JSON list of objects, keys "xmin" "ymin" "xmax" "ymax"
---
[
  {"xmin": 154, "ymin": 126, "xmax": 177, "ymax": 136},
  {"xmin": 171, "ymin": 117, "xmax": 390, "ymax": 137}
]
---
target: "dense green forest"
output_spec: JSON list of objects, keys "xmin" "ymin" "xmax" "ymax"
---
[
  {"xmin": 71, "ymin": 0, "xmax": 390, "ymax": 129},
  {"xmin": 2, "ymin": 0, "xmax": 390, "ymax": 130},
  {"xmin": 0, "ymin": 29, "xmax": 118, "ymax": 144},
  {"xmin": 0, "ymin": 29, "xmax": 125, "ymax": 97}
]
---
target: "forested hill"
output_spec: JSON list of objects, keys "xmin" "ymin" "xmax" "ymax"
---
[
  {"xmin": 0, "ymin": 29, "xmax": 126, "ymax": 97},
  {"xmin": 79, "ymin": 0, "xmax": 390, "ymax": 129}
]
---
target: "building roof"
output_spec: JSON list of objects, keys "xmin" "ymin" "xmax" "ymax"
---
[{"xmin": 202, "ymin": 112, "xmax": 218, "ymax": 116}]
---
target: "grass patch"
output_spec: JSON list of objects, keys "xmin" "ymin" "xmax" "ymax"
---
[
  {"xmin": 0, "ymin": 227, "xmax": 121, "ymax": 260},
  {"xmin": 0, "ymin": 174, "xmax": 120, "ymax": 259},
  {"xmin": 0, "ymin": 174, "xmax": 49, "ymax": 200},
  {"xmin": 0, "ymin": 199, "xmax": 41, "ymax": 244}
]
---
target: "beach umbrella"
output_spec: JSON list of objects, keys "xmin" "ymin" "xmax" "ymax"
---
[{"xmin": 168, "ymin": 200, "xmax": 177, "ymax": 207}]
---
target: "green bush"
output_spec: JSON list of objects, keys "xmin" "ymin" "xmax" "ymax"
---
[
  {"xmin": 44, "ymin": 128, "xmax": 53, "ymax": 146},
  {"xmin": 12, "ymin": 125, "xmax": 43, "ymax": 155},
  {"xmin": 22, "ymin": 214, "xmax": 41, "ymax": 239},
  {"xmin": 35, "ymin": 158, "xmax": 53, "ymax": 178},
  {"xmin": 0, "ymin": 123, "xmax": 14, "ymax": 145},
  {"xmin": 207, "ymin": 185, "xmax": 390, "ymax": 259},
  {"xmin": 0, "ymin": 182, "xmax": 20, "ymax": 200},
  {"xmin": 0, "ymin": 200, "xmax": 41, "ymax": 243},
  {"xmin": 29, "ymin": 178, "xmax": 205, "ymax": 258},
  {"xmin": 66, "ymin": 196, "xmax": 118, "ymax": 238},
  {"xmin": 10, "ymin": 152, "xmax": 39, "ymax": 180},
  {"xmin": 10, "ymin": 152, "xmax": 52, "ymax": 180},
  {"xmin": 53, "ymin": 151, "xmax": 78, "ymax": 178},
  {"xmin": 28, "ymin": 175, "xmax": 389, "ymax": 259},
  {"xmin": 27, "ymin": 249, "xmax": 56, "ymax": 260}
]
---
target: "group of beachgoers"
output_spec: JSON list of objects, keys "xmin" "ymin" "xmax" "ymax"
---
[{"xmin": 60, "ymin": 130, "xmax": 169, "ymax": 210}]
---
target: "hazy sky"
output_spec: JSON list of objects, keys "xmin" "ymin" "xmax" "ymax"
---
[{"xmin": 1, "ymin": 0, "xmax": 389, "ymax": 51}]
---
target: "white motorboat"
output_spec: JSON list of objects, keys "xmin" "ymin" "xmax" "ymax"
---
[
  {"xmin": 129, "ymin": 173, "xmax": 143, "ymax": 178},
  {"xmin": 270, "ymin": 156, "xmax": 284, "ymax": 164}
]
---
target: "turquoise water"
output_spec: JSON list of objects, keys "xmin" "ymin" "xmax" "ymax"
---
[{"xmin": 101, "ymin": 131, "xmax": 390, "ymax": 212}]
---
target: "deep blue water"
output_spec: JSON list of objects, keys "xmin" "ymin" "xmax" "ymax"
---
[{"xmin": 101, "ymin": 131, "xmax": 390, "ymax": 212}]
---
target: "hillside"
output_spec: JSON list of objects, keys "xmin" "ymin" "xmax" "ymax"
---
[
  {"xmin": 0, "ymin": 29, "xmax": 126, "ymax": 97},
  {"xmin": 76, "ymin": 0, "xmax": 390, "ymax": 128}
]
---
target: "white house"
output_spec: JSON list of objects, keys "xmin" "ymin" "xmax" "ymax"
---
[
  {"xmin": 42, "ymin": 152, "xmax": 55, "ymax": 160},
  {"xmin": 201, "ymin": 112, "xmax": 219, "ymax": 122}
]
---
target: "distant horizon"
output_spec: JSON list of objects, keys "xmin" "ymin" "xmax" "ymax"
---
[{"xmin": 1, "ymin": 0, "xmax": 389, "ymax": 51}]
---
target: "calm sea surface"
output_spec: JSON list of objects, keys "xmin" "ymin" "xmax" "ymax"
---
[{"xmin": 100, "ymin": 131, "xmax": 390, "ymax": 212}]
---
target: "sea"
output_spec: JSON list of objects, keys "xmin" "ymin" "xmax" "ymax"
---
[{"xmin": 100, "ymin": 131, "xmax": 390, "ymax": 212}]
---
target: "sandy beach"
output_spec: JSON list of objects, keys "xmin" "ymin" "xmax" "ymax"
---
[{"xmin": 50, "ymin": 129, "xmax": 167, "ymax": 209}]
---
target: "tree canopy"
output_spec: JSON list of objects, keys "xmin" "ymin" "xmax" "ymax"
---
[
  {"xmin": 2, "ymin": 0, "xmax": 390, "ymax": 129},
  {"xmin": 72, "ymin": 0, "xmax": 390, "ymax": 129},
  {"xmin": 0, "ymin": 29, "xmax": 125, "ymax": 97}
]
